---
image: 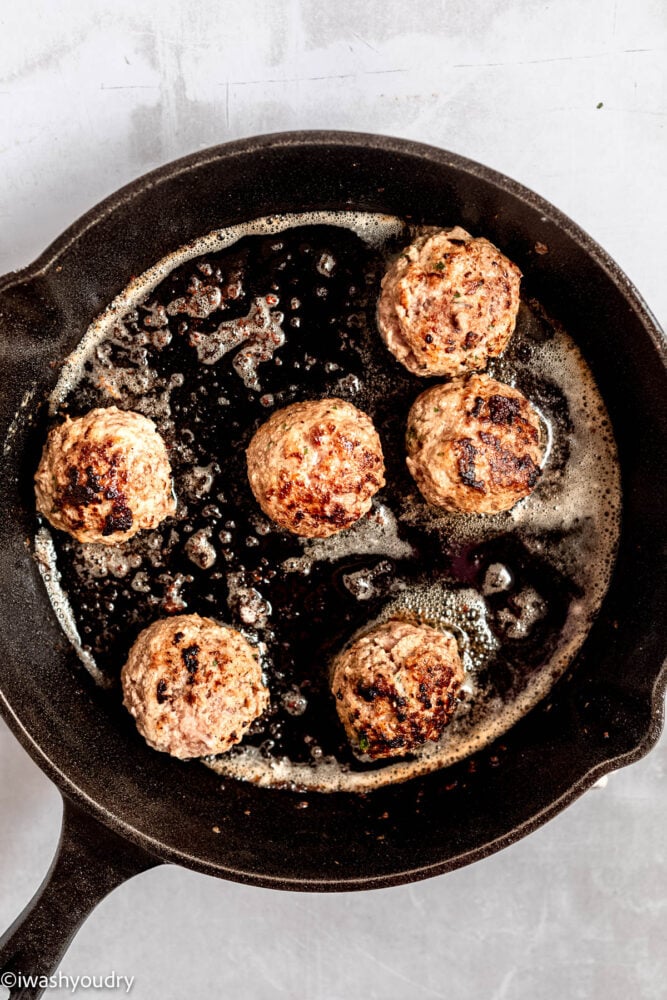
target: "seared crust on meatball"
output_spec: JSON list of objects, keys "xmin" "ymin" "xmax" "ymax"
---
[
  {"xmin": 246, "ymin": 398, "xmax": 385, "ymax": 538},
  {"xmin": 35, "ymin": 406, "xmax": 175, "ymax": 544},
  {"xmin": 377, "ymin": 227, "xmax": 521, "ymax": 376},
  {"xmin": 331, "ymin": 619, "xmax": 465, "ymax": 760},
  {"xmin": 121, "ymin": 614, "xmax": 268, "ymax": 759},
  {"xmin": 406, "ymin": 374, "xmax": 544, "ymax": 514}
]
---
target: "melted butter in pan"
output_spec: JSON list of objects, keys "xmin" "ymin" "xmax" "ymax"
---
[{"xmin": 39, "ymin": 213, "xmax": 620, "ymax": 792}]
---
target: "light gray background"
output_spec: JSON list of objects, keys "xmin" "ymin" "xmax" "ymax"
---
[{"xmin": 1, "ymin": 2, "xmax": 666, "ymax": 998}]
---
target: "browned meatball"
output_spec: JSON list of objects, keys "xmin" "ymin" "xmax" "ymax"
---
[
  {"xmin": 406, "ymin": 374, "xmax": 544, "ymax": 514},
  {"xmin": 246, "ymin": 398, "xmax": 385, "ymax": 538},
  {"xmin": 331, "ymin": 619, "xmax": 465, "ymax": 760},
  {"xmin": 121, "ymin": 614, "xmax": 268, "ymax": 759},
  {"xmin": 376, "ymin": 227, "xmax": 521, "ymax": 376},
  {"xmin": 34, "ymin": 406, "xmax": 175, "ymax": 544}
]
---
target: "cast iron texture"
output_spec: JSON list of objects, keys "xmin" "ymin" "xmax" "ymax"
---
[{"xmin": 0, "ymin": 132, "xmax": 665, "ymax": 898}]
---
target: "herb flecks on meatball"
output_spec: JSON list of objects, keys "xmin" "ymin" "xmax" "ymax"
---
[
  {"xmin": 121, "ymin": 614, "xmax": 268, "ymax": 760},
  {"xmin": 246, "ymin": 398, "xmax": 385, "ymax": 538},
  {"xmin": 35, "ymin": 406, "xmax": 175, "ymax": 544},
  {"xmin": 406, "ymin": 374, "xmax": 544, "ymax": 514},
  {"xmin": 331, "ymin": 619, "xmax": 465, "ymax": 760},
  {"xmin": 377, "ymin": 227, "xmax": 521, "ymax": 377}
]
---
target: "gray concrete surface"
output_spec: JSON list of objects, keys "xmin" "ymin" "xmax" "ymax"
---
[{"xmin": 1, "ymin": 2, "xmax": 665, "ymax": 997}]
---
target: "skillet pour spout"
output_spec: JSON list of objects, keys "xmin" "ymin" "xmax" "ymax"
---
[{"xmin": 0, "ymin": 132, "xmax": 665, "ymax": 993}]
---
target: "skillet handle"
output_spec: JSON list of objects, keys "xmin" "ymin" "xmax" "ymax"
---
[{"xmin": 0, "ymin": 796, "xmax": 160, "ymax": 1000}]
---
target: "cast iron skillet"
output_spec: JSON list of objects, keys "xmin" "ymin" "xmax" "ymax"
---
[{"xmin": 0, "ymin": 131, "xmax": 665, "ymax": 999}]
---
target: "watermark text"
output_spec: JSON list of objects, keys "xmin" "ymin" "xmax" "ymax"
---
[{"xmin": 1, "ymin": 970, "xmax": 134, "ymax": 994}]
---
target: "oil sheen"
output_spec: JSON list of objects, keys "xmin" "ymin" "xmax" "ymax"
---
[{"xmin": 37, "ymin": 212, "xmax": 621, "ymax": 792}]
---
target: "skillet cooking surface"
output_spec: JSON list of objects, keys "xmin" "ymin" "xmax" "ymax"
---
[
  {"xmin": 0, "ymin": 132, "xmax": 665, "ymax": 887},
  {"xmin": 40, "ymin": 213, "xmax": 620, "ymax": 794}
]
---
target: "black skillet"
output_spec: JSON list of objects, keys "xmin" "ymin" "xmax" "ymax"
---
[{"xmin": 0, "ymin": 131, "xmax": 665, "ymax": 1000}]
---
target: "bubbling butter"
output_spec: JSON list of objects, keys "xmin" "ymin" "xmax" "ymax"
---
[{"xmin": 37, "ymin": 212, "xmax": 620, "ymax": 793}]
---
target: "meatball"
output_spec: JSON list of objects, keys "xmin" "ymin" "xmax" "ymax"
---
[
  {"xmin": 35, "ymin": 406, "xmax": 175, "ymax": 544},
  {"xmin": 121, "ymin": 614, "xmax": 268, "ymax": 759},
  {"xmin": 376, "ymin": 227, "xmax": 521, "ymax": 376},
  {"xmin": 331, "ymin": 619, "xmax": 465, "ymax": 760},
  {"xmin": 406, "ymin": 374, "xmax": 544, "ymax": 514},
  {"xmin": 246, "ymin": 398, "xmax": 385, "ymax": 538}
]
